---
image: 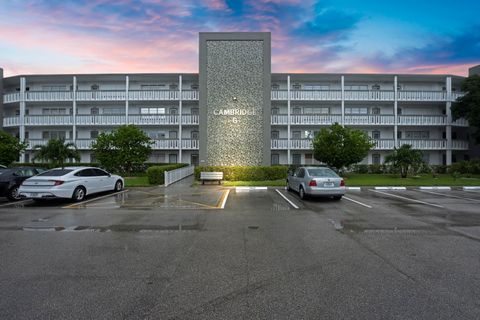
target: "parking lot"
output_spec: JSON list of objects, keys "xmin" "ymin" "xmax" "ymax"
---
[{"xmin": 1, "ymin": 182, "xmax": 480, "ymax": 319}]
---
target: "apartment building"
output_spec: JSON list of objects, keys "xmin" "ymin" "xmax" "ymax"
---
[{"xmin": 0, "ymin": 32, "xmax": 474, "ymax": 166}]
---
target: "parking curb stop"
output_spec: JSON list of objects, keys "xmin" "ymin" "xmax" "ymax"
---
[
  {"xmin": 419, "ymin": 186, "xmax": 451, "ymax": 190},
  {"xmin": 374, "ymin": 186, "xmax": 407, "ymax": 190},
  {"xmin": 463, "ymin": 186, "xmax": 480, "ymax": 190}
]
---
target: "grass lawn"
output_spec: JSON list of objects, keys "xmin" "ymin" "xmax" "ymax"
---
[
  {"xmin": 124, "ymin": 176, "xmax": 150, "ymax": 187},
  {"xmin": 343, "ymin": 174, "xmax": 480, "ymax": 186}
]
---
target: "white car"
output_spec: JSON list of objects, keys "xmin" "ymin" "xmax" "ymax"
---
[{"xmin": 19, "ymin": 167, "xmax": 124, "ymax": 202}]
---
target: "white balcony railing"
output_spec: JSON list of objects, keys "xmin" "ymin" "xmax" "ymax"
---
[
  {"xmin": 3, "ymin": 92, "xmax": 21, "ymax": 103},
  {"xmin": 182, "ymin": 90, "xmax": 199, "ymax": 100},
  {"xmin": 182, "ymin": 139, "xmax": 199, "ymax": 149},
  {"xmin": 129, "ymin": 114, "xmax": 178, "ymax": 125},
  {"xmin": 26, "ymin": 91, "xmax": 74, "ymax": 101},
  {"xmin": 271, "ymin": 139, "xmax": 289, "ymax": 149},
  {"xmin": 291, "ymin": 114, "xmax": 342, "ymax": 125},
  {"xmin": 181, "ymin": 114, "xmax": 199, "ymax": 124},
  {"xmin": 76, "ymin": 115, "xmax": 126, "ymax": 125},
  {"xmin": 452, "ymin": 118, "xmax": 469, "ymax": 126},
  {"xmin": 398, "ymin": 115, "xmax": 446, "ymax": 125},
  {"xmin": 373, "ymin": 139, "xmax": 395, "ymax": 150},
  {"xmin": 152, "ymin": 139, "xmax": 179, "ymax": 149},
  {"xmin": 452, "ymin": 140, "xmax": 469, "ymax": 150},
  {"xmin": 399, "ymin": 139, "xmax": 446, "ymax": 150},
  {"xmin": 2, "ymin": 116, "xmax": 20, "ymax": 127},
  {"xmin": 344, "ymin": 115, "xmax": 394, "ymax": 125},
  {"xmin": 344, "ymin": 90, "xmax": 394, "ymax": 101},
  {"xmin": 290, "ymin": 90, "xmax": 343, "ymax": 101},
  {"xmin": 25, "ymin": 115, "xmax": 73, "ymax": 126},
  {"xmin": 76, "ymin": 90, "xmax": 126, "ymax": 101},
  {"xmin": 397, "ymin": 91, "xmax": 446, "ymax": 101},
  {"xmin": 128, "ymin": 90, "xmax": 178, "ymax": 101}
]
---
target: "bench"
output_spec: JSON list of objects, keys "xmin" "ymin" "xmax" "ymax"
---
[{"xmin": 200, "ymin": 172, "xmax": 223, "ymax": 185}]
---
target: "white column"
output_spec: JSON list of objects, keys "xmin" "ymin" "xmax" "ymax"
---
[
  {"xmin": 446, "ymin": 76, "xmax": 452, "ymax": 165},
  {"xmin": 178, "ymin": 75, "xmax": 183, "ymax": 164},
  {"xmin": 341, "ymin": 75, "xmax": 345, "ymax": 126},
  {"xmin": 19, "ymin": 77, "xmax": 26, "ymax": 162},
  {"xmin": 394, "ymin": 75, "xmax": 398, "ymax": 148},
  {"xmin": 287, "ymin": 75, "xmax": 291, "ymax": 164},
  {"xmin": 72, "ymin": 76, "xmax": 77, "ymax": 143},
  {"xmin": 125, "ymin": 76, "xmax": 129, "ymax": 124}
]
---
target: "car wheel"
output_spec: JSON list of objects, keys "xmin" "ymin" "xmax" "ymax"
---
[
  {"xmin": 72, "ymin": 186, "xmax": 86, "ymax": 202},
  {"xmin": 333, "ymin": 195, "xmax": 342, "ymax": 200},
  {"xmin": 7, "ymin": 185, "xmax": 21, "ymax": 201},
  {"xmin": 114, "ymin": 180, "xmax": 123, "ymax": 192},
  {"xmin": 299, "ymin": 186, "xmax": 306, "ymax": 200},
  {"xmin": 286, "ymin": 180, "xmax": 291, "ymax": 191}
]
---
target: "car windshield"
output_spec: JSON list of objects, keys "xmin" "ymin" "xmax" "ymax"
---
[
  {"xmin": 307, "ymin": 168, "xmax": 339, "ymax": 177},
  {"xmin": 37, "ymin": 169, "xmax": 73, "ymax": 177}
]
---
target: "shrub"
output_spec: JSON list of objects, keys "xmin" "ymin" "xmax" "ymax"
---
[
  {"xmin": 448, "ymin": 160, "xmax": 480, "ymax": 174},
  {"xmin": 147, "ymin": 164, "xmax": 187, "ymax": 185},
  {"xmin": 195, "ymin": 166, "xmax": 289, "ymax": 181}
]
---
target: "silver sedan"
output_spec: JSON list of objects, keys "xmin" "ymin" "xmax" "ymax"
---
[{"xmin": 287, "ymin": 166, "xmax": 346, "ymax": 200}]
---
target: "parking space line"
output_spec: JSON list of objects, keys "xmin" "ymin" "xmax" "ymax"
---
[
  {"xmin": 275, "ymin": 189, "xmax": 299, "ymax": 209},
  {"xmin": 0, "ymin": 199, "xmax": 31, "ymax": 207},
  {"xmin": 216, "ymin": 189, "xmax": 230, "ymax": 209},
  {"xmin": 369, "ymin": 189, "xmax": 444, "ymax": 208},
  {"xmin": 416, "ymin": 189, "xmax": 480, "ymax": 203},
  {"xmin": 343, "ymin": 196, "xmax": 372, "ymax": 208},
  {"xmin": 63, "ymin": 190, "xmax": 129, "ymax": 209}
]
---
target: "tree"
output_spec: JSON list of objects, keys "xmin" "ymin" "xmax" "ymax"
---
[
  {"xmin": 312, "ymin": 123, "xmax": 374, "ymax": 171},
  {"xmin": 33, "ymin": 139, "xmax": 80, "ymax": 168},
  {"xmin": 384, "ymin": 144, "xmax": 423, "ymax": 178},
  {"xmin": 92, "ymin": 125, "xmax": 152, "ymax": 173},
  {"xmin": 0, "ymin": 130, "xmax": 27, "ymax": 166},
  {"xmin": 451, "ymin": 74, "xmax": 480, "ymax": 143}
]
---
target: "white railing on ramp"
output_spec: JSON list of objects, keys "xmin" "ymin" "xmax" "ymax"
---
[{"xmin": 165, "ymin": 165, "xmax": 195, "ymax": 187}]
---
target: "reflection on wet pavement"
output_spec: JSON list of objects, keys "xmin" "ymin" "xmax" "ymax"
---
[{"xmin": 72, "ymin": 188, "xmax": 229, "ymax": 210}]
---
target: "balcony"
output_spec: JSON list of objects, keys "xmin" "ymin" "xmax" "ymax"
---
[
  {"xmin": 451, "ymin": 118, "xmax": 469, "ymax": 127},
  {"xmin": 76, "ymin": 115, "xmax": 127, "ymax": 126},
  {"xmin": 77, "ymin": 90, "xmax": 126, "ymax": 101},
  {"xmin": 397, "ymin": 91, "xmax": 446, "ymax": 101},
  {"xmin": 181, "ymin": 114, "xmax": 199, "ymax": 125},
  {"xmin": 452, "ymin": 140, "xmax": 469, "ymax": 150},
  {"xmin": 181, "ymin": 139, "xmax": 199, "ymax": 149},
  {"xmin": 25, "ymin": 115, "xmax": 73, "ymax": 126},
  {"xmin": 129, "ymin": 114, "xmax": 178, "ymax": 125},
  {"xmin": 25, "ymin": 139, "xmax": 199, "ymax": 150},
  {"xmin": 398, "ymin": 115, "xmax": 446, "ymax": 126},
  {"xmin": 373, "ymin": 139, "xmax": 395, "ymax": 150},
  {"xmin": 344, "ymin": 90, "xmax": 394, "ymax": 101},
  {"xmin": 345, "ymin": 115, "xmax": 394, "ymax": 125}
]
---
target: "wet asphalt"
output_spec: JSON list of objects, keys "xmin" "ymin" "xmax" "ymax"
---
[{"xmin": 1, "ymin": 178, "xmax": 480, "ymax": 319}]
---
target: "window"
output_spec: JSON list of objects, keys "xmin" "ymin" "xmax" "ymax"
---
[
  {"xmin": 102, "ymin": 108, "xmax": 123, "ymax": 114},
  {"xmin": 305, "ymin": 153, "xmax": 313, "ymax": 164},
  {"xmin": 140, "ymin": 107, "xmax": 166, "ymax": 114},
  {"xmin": 25, "ymin": 131, "xmax": 29, "ymax": 139},
  {"xmin": 452, "ymin": 132, "xmax": 457, "ymax": 140},
  {"xmin": 191, "ymin": 108, "xmax": 199, "ymax": 115},
  {"xmin": 372, "ymin": 131, "xmax": 381, "ymax": 139},
  {"xmin": 292, "ymin": 131, "xmax": 301, "ymax": 139},
  {"xmin": 169, "ymin": 131, "xmax": 178, "ymax": 139},
  {"xmin": 271, "ymin": 154, "xmax": 279, "ymax": 165},
  {"xmin": 42, "ymin": 85, "xmax": 67, "ymax": 91},
  {"xmin": 90, "ymin": 131, "xmax": 99, "ymax": 139},
  {"xmin": 271, "ymin": 131, "xmax": 279, "ymax": 139},
  {"xmin": 170, "ymin": 108, "xmax": 178, "ymax": 114},
  {"xmin": 271, "ymin": 107, "xmax": 279, "ymax": 115},
  {"xmin": 344, "ymin": 85, "xmax": 368, "ymax": 90},
  {"xmin": 292, "ymin": 154, "xmax": 301, "ymax": 165},
  {"xmin": 42, "ymin": 108, "xmax": 67, "ymax": 115},
  {"xmin": 303, "ymin": 85, "xmax": 329, "ymax": 90},
  {"xmin": 271, "ymin": 83, "xmax": 280, "ymax": 90},
  {"xmin": 297, "ymin": 168, "xmax": 305, "ymax": 177},
  {"xmin": 405, "ymin": 131, "xmax": 429, "ymax": 139},
  {"xmin": 292, "ymin": 107, "xmax": 301, "ymax": 114},
  {"xmin": 90, "ymin": 107, "xmax": 99, "ymax": 115},
  {"xmin": 42, "ymin": 131, "xmax": 66, "ymax": 139},
  {"xmin": 422, "ymin": 153, "xmax": 430, "ymax": 163},
  {"xmin": 397, "ymin": 108, "xmax": 402, "ymax": 115},
  {"xmin": 304, "ymin": 107, "xmax": 329, "ymax": 114},
  {"xmin": 25, "ymin": 154, "xmax": 30, "ymax": 163},
  {"xmin": 38, "ymin": 169, "xmax": 73, "ymax": 176},
  {"xmin": 371, "ymin": 107, "xmax": 380, "ymax": 115},
  {"xmin": 292, "ymin": 83, "xmax": 301, "ymax": 90},
  {"xmin": 372, "ymin": 84, "xmax": 381, "ymax": 90},
  {"xmin": 169, "ymin": 154, "xmax": 177, "ymax": 163},
  {"xmin": 345, "ymin": 107, "xmax": 368, "ymax": 114},
  {"xmin": 372, "ymin": 154, "xmax": 381, "ymax": 165},
  {"xmin": 191, "ymin": 83, "xmax": 199, "ymax": 90},
  {"xmin": 397, "ymin": 131, "xmax": 402, "ymax": 139},
  {"xmin": 92, "ymin": 168, "xmax": 109, "ymax": 176},
  {"xmin": 91, "ymin": 84, "xmax": 99, "ymax": 90},
  {"xmin": 169, "ymin": 84, "xmax": 178, "ymax": 90},
  {"xmin": 191, "ymin": 131, "xmax": 199, "ymax": 139}
]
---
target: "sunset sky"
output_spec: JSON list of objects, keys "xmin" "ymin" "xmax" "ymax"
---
[{"xmin": 1, "ymin": 0, "xmax": 479, "ymax": 77}]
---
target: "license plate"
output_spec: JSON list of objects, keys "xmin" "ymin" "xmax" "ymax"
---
[
  {"xmin": 29, "ymin": 192, "xmax": 38, "ymax": 197},
  {"xmin": 324, "ymin": 182, "xmax": 334, "ymax": 187}
]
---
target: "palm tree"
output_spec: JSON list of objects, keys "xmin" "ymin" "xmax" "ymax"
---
[{"xmin": 33, "ymin": 139, "xmax": 80, "ymax": 168}]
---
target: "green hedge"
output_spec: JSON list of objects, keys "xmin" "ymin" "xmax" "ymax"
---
[
  {"xmin": 194, "ymin": 166, "xmax": 289, "ymax": 181},
  {"xmin": 448, "ymin": 160, "xmax": 480, "ymax": 174},
  {"xmin": 147, "ymin": 164, "xmax": 188, "ymax": 185}
]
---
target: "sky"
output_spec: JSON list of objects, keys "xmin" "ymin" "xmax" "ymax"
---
[{"xmin": 0, "ymin": 0, "xmax": 479, "ymax": 77}]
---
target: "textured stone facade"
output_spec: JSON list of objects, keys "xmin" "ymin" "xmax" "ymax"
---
[{"xmin": 205, "ymin": 40, "xmax": 265, "ymax": 166}]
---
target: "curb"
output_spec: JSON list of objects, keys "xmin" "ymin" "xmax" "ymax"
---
[
  {"xmin": 374, "ymin": 187, "xmax": 407, "ymax": 190},
  {"xmin": 463, "ymin": 186, "xmax": 480, "ymax": 190},
  {"xmin": 419, "ymin": 186, "xmax": 451, "ymax": 190}
]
